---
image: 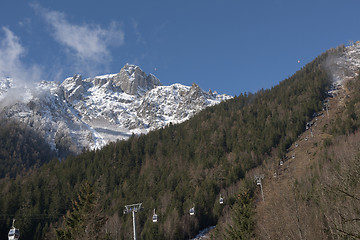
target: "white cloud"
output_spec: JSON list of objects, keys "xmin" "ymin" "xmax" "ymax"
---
[
  {"xmin": 0, "ymin": 27, "xmax": 24, "ymax": 67},
  {"xmin": 0, "ymin": 27, "xmax": 42, "ymax": 84},
  {"xmin": 0, "ymin": 27, "xmax": 44, "ymax": 109},
  {"xmin": 32, "ymin": 3, "xmax": 124, "ymax": 74}
]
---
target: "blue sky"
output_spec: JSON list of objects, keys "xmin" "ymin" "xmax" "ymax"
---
[{"xmin": 1, "ymin": 0, "xmax": 360, "ymax": 96}]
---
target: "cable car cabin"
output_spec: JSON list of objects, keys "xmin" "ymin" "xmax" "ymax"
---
[
  {"xmin": 256, "ymin": 179, "xmax": 261, "ymax": 186},
  {"xmin": 189, "ymin": 207, "xmax": 195, "ymax": 216},
  {"xmin": 152, "ymin": 209, "xmax": 158, "ymax": 223},
  {"xmin": 8, "ymin": 219, "xmax": 20, "ymax": 240},
  {"xmin": 219, "ymin": 196, "xmax": 224, "ymax": 205},
  {"xmin": 152, "ymin": 214, "xmax": 158, "ymax": 223},
  {"xmin": 8, "ymin": 228, "xmax": 20, "ymax": 240}
]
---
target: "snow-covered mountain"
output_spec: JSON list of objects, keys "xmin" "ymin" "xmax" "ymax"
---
[{"xmin": 0, "ymin": 64, "xmax": 232, "ymax": 155}]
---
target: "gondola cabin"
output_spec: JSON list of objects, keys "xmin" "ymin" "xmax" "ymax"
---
[
  {"xmin": 152, "ymin": 209, "xmax": 158, "ymax": 223},
  {"xmin": 189, "ymin": 207, "xmax": 195, "ymax": 216},
  {"xmin": 256, "ymin": 178, "xmax": 261, "ymax": 186},
  {"xmin": 152, "ymin": 214, "xmax": 158, "ymax": 223},
  {"xmin": 8, "ymin": 219, "xmax": 20, "ymax": 240},
  {"xmin": 8, "ymin": 229, "xmax": 20, "ymax": 240},
  {"xmin": 219, "ymin": 195, "xmax": 224, "ymax": 204}
]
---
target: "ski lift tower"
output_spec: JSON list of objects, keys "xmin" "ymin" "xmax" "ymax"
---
[
  {"xmin": 123, "ymin": 203, "xmax": 143, "ymax": 240},
  {"xmin": 254, "ymin": 174, "xmax": 265, "ymax": 202}
]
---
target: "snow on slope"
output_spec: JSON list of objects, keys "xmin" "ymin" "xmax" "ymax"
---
[
  {"xmin": 0, "ymin": 64, "xmax": 232, "ymax": 154},
  {"xmin": 327, "ymin": 41, "xmax": 360, "ymax": 83}
]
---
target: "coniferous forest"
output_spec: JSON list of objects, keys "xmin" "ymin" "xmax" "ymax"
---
[
  {"xmin": 2, "ymin": 47, "xmax": 358, "ymax": 239},
  {"xmin": 0, "ymin": 119, "xmax": 55, "ymax": 179}
]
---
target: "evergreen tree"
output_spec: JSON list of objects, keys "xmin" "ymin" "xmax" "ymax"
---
[
  {"xmin": 55, "ymin": 181, "xmax": 109, "ymax": 240},
  {"xmin": 224, "ymin": 187, "xmax": 254, "ymax": 239}
]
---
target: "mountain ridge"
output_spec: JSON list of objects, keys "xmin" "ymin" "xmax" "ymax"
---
[{"xmin": 0, "ymin": 64, "xmax": 232, "ymax": 155}]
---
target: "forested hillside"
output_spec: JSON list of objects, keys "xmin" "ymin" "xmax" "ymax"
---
[
  {"xmin": 252, "ymin": 70, "xmax": 360, "ymax": 239},
  {"xmin": 0, "ymin": 119, "xmax": 55, "ymax": 178},
  {"xmin": 0, "ymin": 48, "xmax": 335, "ymax": 239}
]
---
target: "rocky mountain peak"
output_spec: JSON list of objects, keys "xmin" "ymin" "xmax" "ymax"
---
[
  {"xmin": 190, "ymin": 83, "xmax": 202, "ymax": 96},
  {"xmin": 112, "ymin": 64, "xmax": 162, "ymax": 95},
  {"xmin": 61, "ymin": 74, "xmax": 84, "ymax": 103},
  {"xmin": 62, "ymin": 74, "xmax": 82, "ymax": 87}
]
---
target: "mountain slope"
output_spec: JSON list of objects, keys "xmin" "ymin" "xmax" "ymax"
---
[
  {"xmin": 0, "ymin": 119, "xmax": 55, "ymax": 178},
  {"xmin": 0, "ymin": 45, "xmax": 335, "ymax": 240},
  {"xmin": 215, "ymin": 43, "xmax": 360, "ymax": 240},
  {"xmin": 253, "ymin": 80, "xmax": 345, "ymax": 239},
  {"xmin": 253, "ymin": 72, "xmax": 360, "ymax": 239},
  {"xmin": 0, "ymin": 64, "xmax": 231, "ymax": 155}
]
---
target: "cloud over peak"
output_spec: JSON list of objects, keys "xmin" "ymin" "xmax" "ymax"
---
[
  {"xmin": 32, "ymin": 3, "xmax": 125, "ymax": 74},
  {"xmin": 0, "ymin": 27, "xmax": 42, "ymax": 84},
  {"xmin": 44, "ymin": 10, "xmax": 124, "ymax": 60}
]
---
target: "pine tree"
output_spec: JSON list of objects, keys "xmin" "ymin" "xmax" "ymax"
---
[
  {"xmin": 55, "ymin": 181, "xmax": 109, "ymax": 240},
  {"xmin": 224, "ymin": 188, "xmax": 254, "ymax": 239}
]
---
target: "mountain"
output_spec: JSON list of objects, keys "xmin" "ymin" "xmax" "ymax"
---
[
  {"xmin": 0, "ymin": 46, "xmax": 333, "ymax": 239},
  {"xmin": 0, "ymin": 64, "xmax": 231, "ymax": 156},
  {"xmin": 246, "ymin": 43, "xmax": 360, "ymax": 240},
  {"xmin": 3, "ymin": 42, "xmax": 360, "ymax": 239}
]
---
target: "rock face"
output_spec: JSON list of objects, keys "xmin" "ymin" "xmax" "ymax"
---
[
  {"xmin": 112, "ymin": 64, "xmax": 162, "ymax": 95},
  {"xmin": 0, "ymin": 64, "xmax": 232, "ymax": 155},
  {"xmin": 62, "ymin": 74, "xmax": 84, "ymax": 103}
]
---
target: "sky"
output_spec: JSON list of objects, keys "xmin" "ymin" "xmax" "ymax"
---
[{"xmin": 1, "ymin": 0, "xmax": 360, "ymax": 96}]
